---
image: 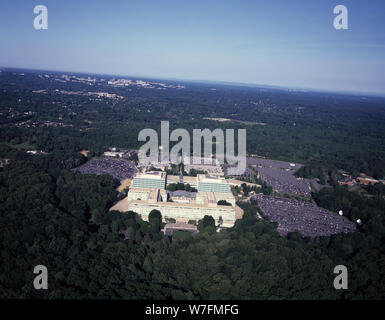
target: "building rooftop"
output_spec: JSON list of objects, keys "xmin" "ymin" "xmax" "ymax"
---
[
  {"xmin": 135, "ymin": 171, "xmax": 166, "ymax": 179},
  {"xmin": 164, "ymin": 223, "xmax": 198, "ymax": 231},
  {"xmin": 197, "ymin": 174, "xmax": 228, "ymax": 184},
  {"xmin": 163, "ymin": 223, "xmax": 199, "ymax": 236},
  {"xmin": 127, "ymin": 187, "xmax": 157, "ymax": 192},
  {"xmin": 168, "ymin": 190, "xmax": 197, "ymax": 198}
]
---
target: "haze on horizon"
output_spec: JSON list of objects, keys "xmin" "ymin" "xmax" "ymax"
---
[{"xmin": 0, "ymin": 0, "xmax": 384, "ymax": 95}]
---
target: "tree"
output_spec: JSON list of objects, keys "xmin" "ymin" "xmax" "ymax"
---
[
  {"xmin": 149, "ymin": 209, "xmax": 162, "ymax": 231},
  {"xmin": 91, "ymin": 209, "xmax": 103, "ymax": 224},
  {"xmin": 198, "ymin": 215, "xmax": 216, "ymax": 234},
  {"xmin": 172, "ymin": 230, "xmax": 191, "ymax": 241}
]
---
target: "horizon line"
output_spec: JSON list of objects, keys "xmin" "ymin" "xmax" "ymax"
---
[{"xmin": 2, "ymin": 65, "xmax": 385, "ymax": 99}]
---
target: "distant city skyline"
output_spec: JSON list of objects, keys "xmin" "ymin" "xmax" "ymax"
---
[{"xmin": 1, "ymin": 0, "xmax": 385, "ymax": 95}]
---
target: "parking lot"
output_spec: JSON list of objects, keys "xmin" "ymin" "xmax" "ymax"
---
[{"xmin": 251, "ymin": 194, "xmax": 356, "ymax": 237}]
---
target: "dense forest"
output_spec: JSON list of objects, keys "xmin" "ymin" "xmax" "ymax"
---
[
  {"xmin": 1, "ymin": 151, "xmax": 385, "ymax": 299},
  {"xmin": 1, "ymin": 69, "xmax": 385, "ymax": 299}
]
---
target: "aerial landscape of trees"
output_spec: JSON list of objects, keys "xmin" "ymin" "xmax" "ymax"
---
[
  {"xmin": 1, "ymin": 69, "xmax": 385, "ymax": 299},
  {"xmin": 1, "ymin": 135, "xmax": 385, "ymax": 299}
]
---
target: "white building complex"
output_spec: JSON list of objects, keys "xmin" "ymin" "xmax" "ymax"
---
[
  {"xmin": 132, "ymin": 171, "xmax": 166, "ymax": 189},
  {"xmin": 197, "ymin": 174, "xmax": 231, "ymax": 193},
  {"xmin": 111, "ymin": 170, "xmax": 243, "ymax": 228}
]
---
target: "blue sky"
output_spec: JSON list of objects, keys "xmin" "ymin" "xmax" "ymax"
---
[{"xmin": 0, "ymin": 0, "xmax": 384, "ymax": 94}]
